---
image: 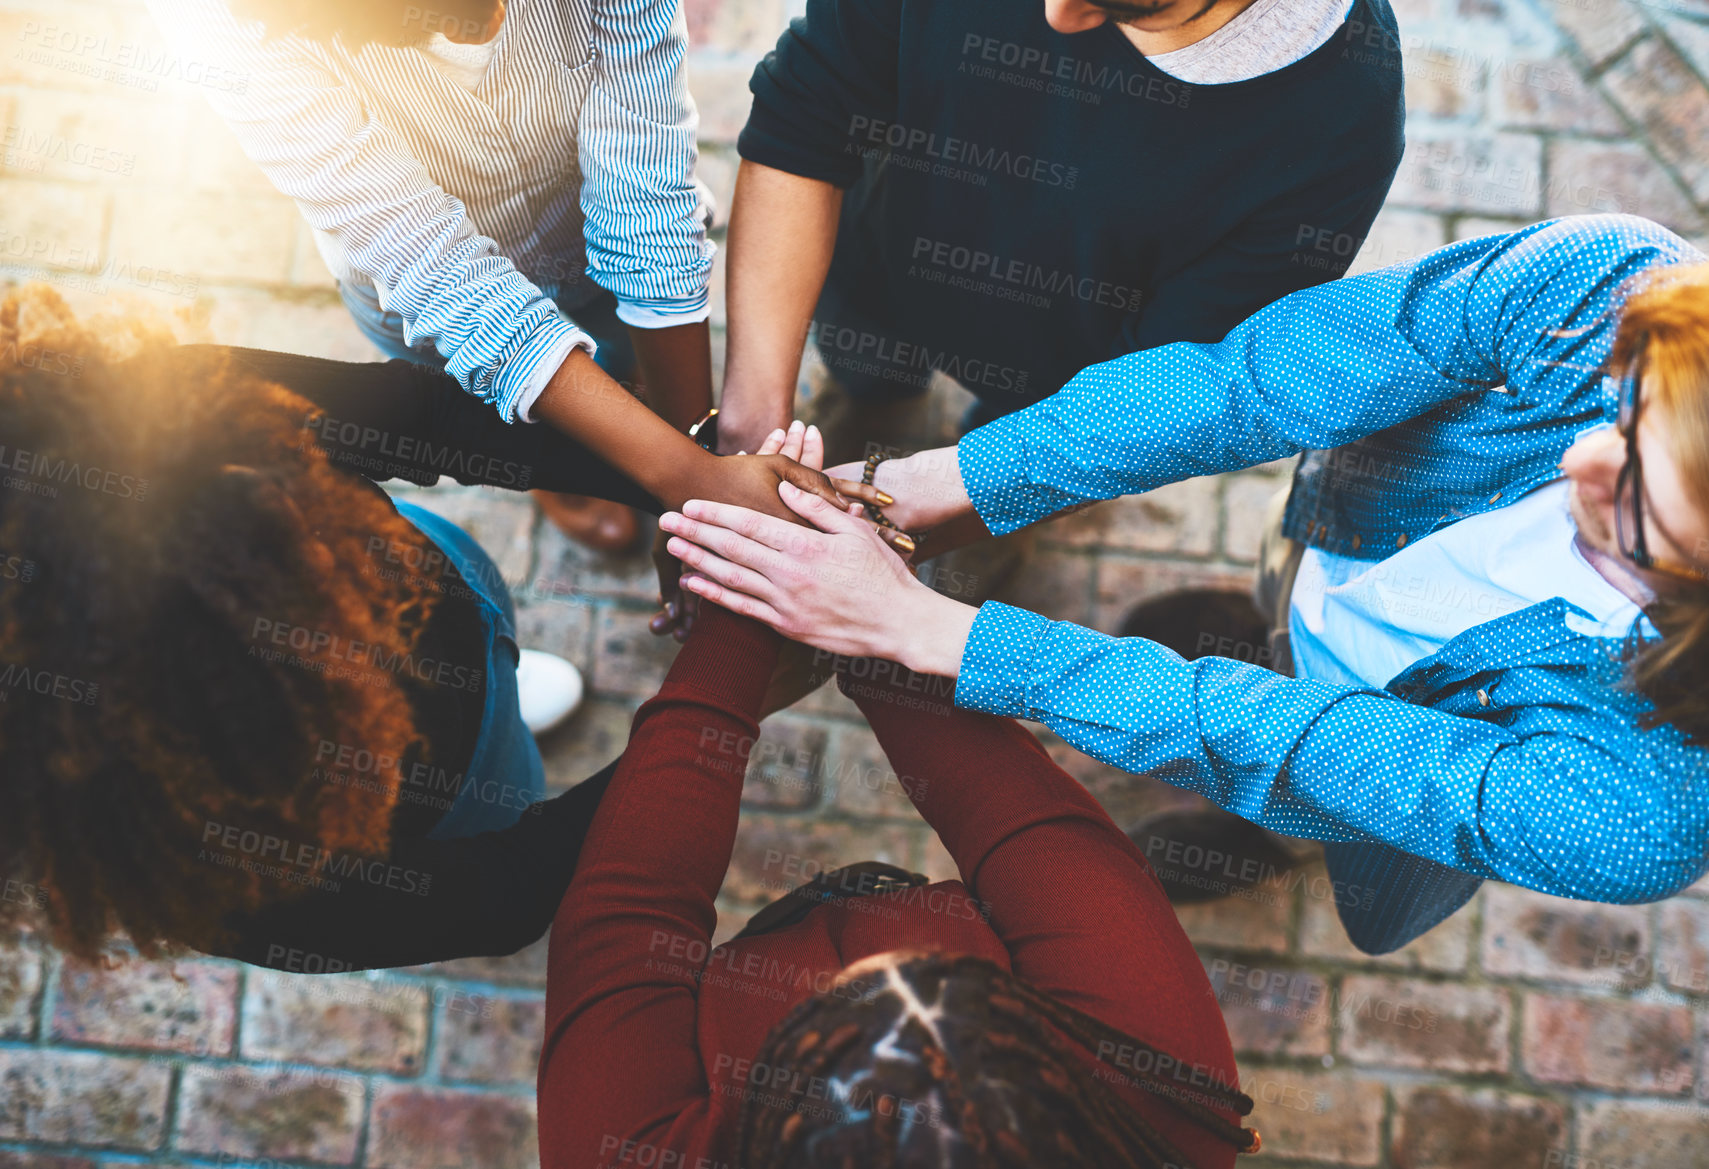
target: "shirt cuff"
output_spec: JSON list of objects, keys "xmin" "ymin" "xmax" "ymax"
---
[
  {"xmin": 509, "ymin": 319, "xmax": 598, "ymax": 425},
  {"xmin": 955, "ymin": 412, "xmax": 1082, "ymax": 538},
  {"xmin": 613, "ymin": 290, "xmax": 712, "ymax": 331},
  {"xmin": 953, "ymin": 602, "xmax": 1053, "ymax": 717}
]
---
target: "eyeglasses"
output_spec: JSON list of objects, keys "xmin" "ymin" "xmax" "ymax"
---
[{"xmin": 1613, "ymin": 340, "xmax": 1708, "ymax": 584}]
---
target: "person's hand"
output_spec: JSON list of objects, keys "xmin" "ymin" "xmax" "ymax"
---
[
  {"xmin": 658, "ymin": 480, "xmax": 979, "ymax": 676},
  {"xmin": 824, "ymin": 444, "xmax": 977, "ymax": 536},
  {"xmin": 650, "ymin": 421, "xmax": 884, "ymax": 639}
]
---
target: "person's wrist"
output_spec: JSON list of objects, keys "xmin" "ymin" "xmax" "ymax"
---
[
  {"xmin": 652, "ymin": 442, "xmax": 719, "ymax": 511},
  {"xmin": 885, "ymin": 447, "xmax": 974, "ymax": 531},
  {"xmin": 893, "ymin": 587, "xmax": 978, "ymax": 678}
]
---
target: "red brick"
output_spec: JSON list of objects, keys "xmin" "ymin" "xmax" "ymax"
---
[
  {"xmin": 1091, "ymin": 557, "xmax": 1252, "ymax": 636},
  {"xmin": 0, "ymin": 1154, "xmax": 96, "ymax": 1169},
  {"xmin": 1495, "ymin": 56, "xmax": 1625, "ymax": 135},
  {"xmin": 590, "ymin": 606, "xmax": 684, "ymax": 697},
  {"xmin": 1174, "ymin": 885, "xmax": 1293, "ymax": 954},
  {"xmin": 1405, "ymin": 45, "xmax": 1486, "ymax": 121},
  {"xmin": 984, "ymin": 545, "xmax": 1095, "ymax": 627},
  {"xmin": 1544, "ymin": 139, "xmax": 1706, "ymax": 237},
  {"xmin": 1299, "ymin": 863, "xmax": 1472, "ymax": 973},
  {"xmin": 823, "ymin": 724, "xmax": 926, "ymax": 821},
  {"xmin": 0, "ymin": 1049, "xmax": 170, "ymax": 1149},
  {"xmin": 1481, "ymin": 885, "xmax": 1649, "ymax": 988},
  {"xmin": 1204, "ymin": 957, "xmax": 1331, "ymax": 1056},
  {"xmin": 175, "ymin": 1064, "xmax": 364, "ymax": 1164},
  {"xmin": 368, "ymin": 1086, "xmax": 538, "ymax": 1169},
  {"xmin": 739, "ymin": 712, "xmax": 829, "ymax": 811},
  {"xmin": 1542, "ymin": 0, "xmax": 1646, "ymax": 66},
  {"xmin": 1037, "ymin": 730, "xmax": 1203, "ymax": 831},
  {"xmin": 1576, "ymin": 1098, "xmax": 1709, "ymax": 1169},
  {"xmin": 241, "ymin": 970, "xmax": 429, "ymax": 1074},
  {"xmin": 1338, "ymin": 976, "xmax": 1510, "ymax": 1074},
  {"xmin": 1243, "ymin": 1069, "xmax": 1385, "ymax": 1166},
  {"xmin": 1657, "ymin": 899, "xmax": 1709, "ymax": 995},
  {"xmin": 1047, "ymin": 478, "xmax": 1219, "ymax": 557},
  {"xmin": 541, "ymin": 697, "xmax": 637, "ymax": 794},
  {"xmin": 1522, "ymin": 994, "xmax": 1694, "ymax": 1093},
  {"xmin": 1603, "ymin": 36, "xmax": 1709, "ymax": 204},
  {"xmin": 438, "ymin": 992, "xmax": 546, "ymax": 1085},
  {"xmin": 1390, "ymin": 132, "xmax": 1543, "ymax": 216},
  {"xmin": 1390, "ymin": 1086, "xmax": 1565, "ymax": 1169},
  {"xmin": 0, "ymin": 935, "xmax": 42, "ymax": 1039},
  {"xmin": 428, "ymin": 933, "xmax": 551, "ymax": 989},
  {"xmin": 51, "ymin": 955, "xmax": 237, "ymax": 1056}
]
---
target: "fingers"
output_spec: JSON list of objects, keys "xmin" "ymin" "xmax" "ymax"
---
[
  {"xmin": 664, "ymin": 521, "xmax": 790, "ymax": 589},
  {"xmin": 753, "ymin": 427, "xmax": 788, "ymax": 458},
  {"xmin": 678, "ymin": 570, "xmax": 789, "ymax": 631},
  {"xmin": 800, "ymin": 423, "xmax": 825, "ymax": 472},
  {"xmin": 778, "ymin": 480, "xmax": 870, "ymax": 536},
  {"xmin": 778, "ymin": 420, "xmax": 807, "ymax": 464},
  {"xmin": 829, "ymin": 476, "xmax": 890, "ymax": 508},
  {"xmin": 667, "ymin": 499, "xmax": 806, "ymax": 554},
  {"xmin": 665, "ymin": 537, "xmax": 779, "ymax": 605}
]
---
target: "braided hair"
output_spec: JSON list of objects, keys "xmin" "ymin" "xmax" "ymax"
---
[
  {"xmin": 0, "ymin": 285, "xmax": 436, "ymax": 957},
  {"xmin": 736, "ymin": 953, "xmax": 1258, "ymax": 1169}
]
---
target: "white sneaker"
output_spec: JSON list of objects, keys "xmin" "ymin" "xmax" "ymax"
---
[{"xmin": 515, "ymin": 649, "xmax": 585, "ymax": 736}]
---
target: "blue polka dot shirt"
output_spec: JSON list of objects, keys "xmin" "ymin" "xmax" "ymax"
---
[{"xmin": 954, "ymin": 215, "xmax": 1709, "ymax": 904}]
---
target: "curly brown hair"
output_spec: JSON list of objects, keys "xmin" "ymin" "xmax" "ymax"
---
[
  {"xmin": 0, "ymin": 286, "xmax": 440, "ymax": 958},
  {"xmin": 737, "ymin": 953, "xmax": 1258, "ymax": 1169}
]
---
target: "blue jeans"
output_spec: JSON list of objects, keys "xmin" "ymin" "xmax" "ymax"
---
[
  {"xmin": 393, "ymin": 500, "xmax": 546, "ymax": 840},
  {"xmin": 338, "ymin": 280, "xmax": 638, "ymax": 383}
]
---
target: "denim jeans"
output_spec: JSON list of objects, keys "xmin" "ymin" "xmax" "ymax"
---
[
  {"xmin": 393, "ymin": 499, "xmax": 547, "ymax": 840},
  {"xmin": 338, "ymin": 279, "xmax": 638, "ymax": 384}
]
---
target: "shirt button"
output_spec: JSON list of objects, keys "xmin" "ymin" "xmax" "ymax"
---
[
  {"xmin": 1396, "ymin": 533, "xmax": 1409, "ymax": 549},
  {"xmin": 1489, "ymin": 492, "xmax": 1502, "ymax": 504},
  {"xmin": 1351, "ymin": 534, "xmax": 1362, "ymax": 552},
  {"xmin": 1477, "ymin": 688, "xmax": 1491, "ymax": 707}
]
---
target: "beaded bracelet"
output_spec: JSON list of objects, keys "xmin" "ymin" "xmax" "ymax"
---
[{"xmin": 862, "ymin": 452, "xmax": 921, "ymax": 550}]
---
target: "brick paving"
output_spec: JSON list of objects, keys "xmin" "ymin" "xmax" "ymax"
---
[{"xmin": 3, "ymin": 0, "xmax": 1709, "ymax": 1165}]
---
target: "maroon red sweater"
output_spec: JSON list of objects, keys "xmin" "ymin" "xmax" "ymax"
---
[{"xmin": 539, "ymin": 606, "xmax": 1240, "ymax": 1169}]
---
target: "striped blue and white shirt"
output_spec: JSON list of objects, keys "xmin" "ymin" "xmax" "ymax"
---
[{"xmin": 146, "ymin": 0, "xmax": 714, "ymax": 422}]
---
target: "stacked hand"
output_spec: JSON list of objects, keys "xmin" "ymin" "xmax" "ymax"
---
[
  {"xmin": 658, "ymin": 447, "xmax": 979, "ymax": 676},
  {"xmin": 650, "ymin": 421, "xmax": 887, "ymax": 640}
]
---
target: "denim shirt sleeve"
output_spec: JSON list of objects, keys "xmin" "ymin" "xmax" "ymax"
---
[
  {"xmin": 957, "ymin": 602, "xmax": 1709, "ymax": 904},
  {"xmin": 957, "ymin": 215, "xmax": 1704, "ymax": 536}
]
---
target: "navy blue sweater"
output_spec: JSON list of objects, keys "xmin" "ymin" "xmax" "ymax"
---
[{"xmin": 740, "ymin": 0, "xmax": 1405, "ymax": 413}]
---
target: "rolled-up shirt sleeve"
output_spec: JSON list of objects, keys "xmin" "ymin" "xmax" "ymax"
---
[
  {"xmin": 143, "ymin": 0, "xmax": 593, "ymax": 423},
  {"xmin": 579, "ymin": 0, "xmax": 714, "ymax": 329}
]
